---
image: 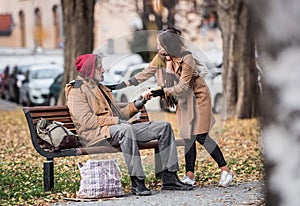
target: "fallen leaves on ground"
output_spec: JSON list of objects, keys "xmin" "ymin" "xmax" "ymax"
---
[{"xmin": 0, "ymin": 109, "xmax": 263, "ymax": 205}]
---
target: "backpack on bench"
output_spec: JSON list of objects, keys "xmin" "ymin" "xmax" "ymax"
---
[{"xmin": 36, "ymin": 117, "xmax": 82, "ymax": 151}]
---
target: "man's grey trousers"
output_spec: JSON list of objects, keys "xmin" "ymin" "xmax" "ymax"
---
[{"xmin": 109, "ymin": 121, "xmax": 179, "ymax": 179}]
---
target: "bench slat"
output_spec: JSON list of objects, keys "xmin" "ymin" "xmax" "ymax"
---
[
  {"xmin": 23, "ymin": 105, "xmax": 69, "ymax": 111},
  {"xmin": 23, "ymin": 104, "xmax": 184, "ymax": 158},
  {"xmin": 32, "ymin": 117, "xmax": 74, "ymax": 125},
  {"xmin": 30, "ymin": 111, "xmax": 71, "ymax": 118},
  {"xmin": 75, "ymin": 139, "xmax": 185, "ymax": 155}
]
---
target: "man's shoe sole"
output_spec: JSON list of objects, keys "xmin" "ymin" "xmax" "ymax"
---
[
  {"xmin": 161, "ymin": 185, "xmax": 193, "ymax": 191},
  {"xmin": 132, "ymin": 190, "xmax": 152, "ymax": 196}
]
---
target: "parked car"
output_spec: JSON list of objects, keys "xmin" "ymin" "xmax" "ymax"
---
[
  {"xmin": 0, "ymin": 68, "xmax": 4, "ymax": 84},
  {"xmin": 49, "ymin": 73, "xmax": 63, "ymax": 106},
  {"xmin": 204, "ymin": 63, "xmax": 224, "ymax": 114},
  {"xmin": 204, "ymin": 63, "xmax": 263, "ymax": 114},
  {"xmin": 113, "ymin": 63, "xmax": 164, "ymax": 112},
  {"xmin": 0, "ymin": 65, "xmax": 11, "ymax": 100},
  {"xmin": 112, "ymin": 63, "xmax": 176, "ymax": 112},
  {"xmin": 48, "ymin": 72, "xmax": 117, "ymax": 106},
  {"xmin": 0, "ymin": 64, "xmax": 37, "ymax": 102},
  {"xmin": 9, "ymin": 64, "xmax": 34, "ymax": 103},
  {"xmin": 104, "ymin": 53, "xmax": 143, "ymax": 82},
  {"xmin": 0, "ymin": 68, "xmax": 5, "ymax": 98},
  {"xmin": 19, "ymin": 63, "xmax": 63, "ymax": 106}
]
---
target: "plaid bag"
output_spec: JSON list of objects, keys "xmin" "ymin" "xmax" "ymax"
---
[{"xmin": 77, "ymin": 159, "xmax": 124, "ymax": 199}]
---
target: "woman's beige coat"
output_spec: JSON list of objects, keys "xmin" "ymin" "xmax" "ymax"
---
[
  {"xmin": 65, "ymin": 76, "xmax": 139, "ymax": 147},
  {"xmin": 134, "ymin": 53, "xmax": 214, "ymax": 139}
]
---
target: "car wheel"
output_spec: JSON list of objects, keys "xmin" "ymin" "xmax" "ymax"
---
[
  {"xmin": 49, "ymin": 96, "xmax": 56, "ymax": 106},
  {"xmin": 213, "ymin": 93, "xmax": 224, "ymax": 114},
  {"xmin": 120, "ymin": 95, "xmax": 128, "ymax": 103}
]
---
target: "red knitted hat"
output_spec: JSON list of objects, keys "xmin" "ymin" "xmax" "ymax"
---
[{"xmin": 75, "ymin": 54, "xmax": 96, "ymax": 78}]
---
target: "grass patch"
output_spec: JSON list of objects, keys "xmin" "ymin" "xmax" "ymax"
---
[{"xmin": 0, "ymin": 109, "xmax": 264, "ymax": 205}]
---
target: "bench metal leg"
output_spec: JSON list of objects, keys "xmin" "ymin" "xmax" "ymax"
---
[{"xmin": 44, "ymin": 158, "xmax": 54, "ymax": 191}]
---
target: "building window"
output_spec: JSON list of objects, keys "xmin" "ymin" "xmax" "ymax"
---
[
  {"xmin": 0, "ymin": 14, "xmax": 14, "ymax": 36},
  {"xmin": 19, "ymin": 10, "xmax": 26, "ymax": 47},
  {"xmin": 52, "ymin": 5, "xmax": 61, "ymax": 48},
  {"xmin": 34, "ymin": 8, "xmax": 43, "ymax": 47}
]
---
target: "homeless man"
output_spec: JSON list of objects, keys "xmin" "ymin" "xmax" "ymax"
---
[{"xmin": 65, "ymin": 53, "xmax": 193, "ymax": 196}]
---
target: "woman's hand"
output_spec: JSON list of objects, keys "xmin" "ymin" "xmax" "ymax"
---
[{"xmin": 149, "ymin": 87, "xmax": 165, "ymax": 97}]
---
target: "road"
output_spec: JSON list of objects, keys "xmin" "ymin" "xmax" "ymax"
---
[{"xmin": 0, "ymin": 99, "xmax": 20, "ymax": 110}]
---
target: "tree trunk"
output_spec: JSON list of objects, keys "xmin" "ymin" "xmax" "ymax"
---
[
  {"xmin": 216, "ymin": 0, "xmax": 260, "ymax": 119},
  {"xmin": 250, "ymin": 0, "xmax": 300, "ymax": 205},
  {"xmin": 58, "ymin": 0, "xmax": 95, "ymax": 105},
  {"xmin": 162, "ymin": 0, "xmax": 177, "ymax": 28}
]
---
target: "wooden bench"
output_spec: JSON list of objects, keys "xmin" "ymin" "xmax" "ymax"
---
[{"xmin": 23, "ymin": 104, "xmax": 185, "ymax": 191}]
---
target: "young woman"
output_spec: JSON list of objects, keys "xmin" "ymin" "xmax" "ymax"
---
[
  {"xmin": 117, "ymin": 28, "xmax": 234, "ymax": 187},
  {"xmin": 65, "ymin": 53, "xmax": 192, "ymax": 196}
]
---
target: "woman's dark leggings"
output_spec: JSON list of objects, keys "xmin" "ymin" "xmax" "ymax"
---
[{"xmin": 184, "ymin": 133, "xmax": 227, "ymax": 173}]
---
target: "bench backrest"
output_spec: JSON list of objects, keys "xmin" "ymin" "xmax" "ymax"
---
[
  {"xmin": 24, "ymin": 105, "xmax": 77, "ymax": 132},
  {"xmin": 24, "ymin": 104, "xmax": 149, "ymax": 130}
]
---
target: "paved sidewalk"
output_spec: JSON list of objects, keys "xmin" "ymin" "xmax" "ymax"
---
[
  {"xmin": 53, "ymin": 181, "xmax": 265, "ymax": 206},
  {"xmin": 0, "ymin": 99, "xmax": 19, "ymax": 110}
]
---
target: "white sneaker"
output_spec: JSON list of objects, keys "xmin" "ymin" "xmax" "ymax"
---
[
  {"xmin": 218, "ymin": 170, "xmax": 234, "ymax": 187},
  {"xmin": 181, "ymin": 175, "xmax": 196, "ymax": 185}
]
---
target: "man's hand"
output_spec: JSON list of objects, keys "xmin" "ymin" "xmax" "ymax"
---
[{"xmin": 134, "ymin": 95, "xmax": 147, "ymax": 110}]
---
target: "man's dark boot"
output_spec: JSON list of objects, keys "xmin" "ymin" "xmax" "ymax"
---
[
  {"xmin": 130, "ymin": 176, "xmax": 151, "ymax": 196},
  {"xmin": 161, "ymin": 171, "xmax": 193, "ymax": 191}
]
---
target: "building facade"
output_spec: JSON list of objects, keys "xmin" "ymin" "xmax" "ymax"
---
[
  {"xmin": 0, "ymin": 0, "xmax": 62, "ymax": 49},
  {"xmin": 0, "ymin": 0, "xmax": 221, "ymax": 52}
]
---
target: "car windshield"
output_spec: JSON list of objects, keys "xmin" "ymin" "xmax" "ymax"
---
[{"xmin": 30, "ymin": 69, "xmax": 61, "ymax": 79}]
